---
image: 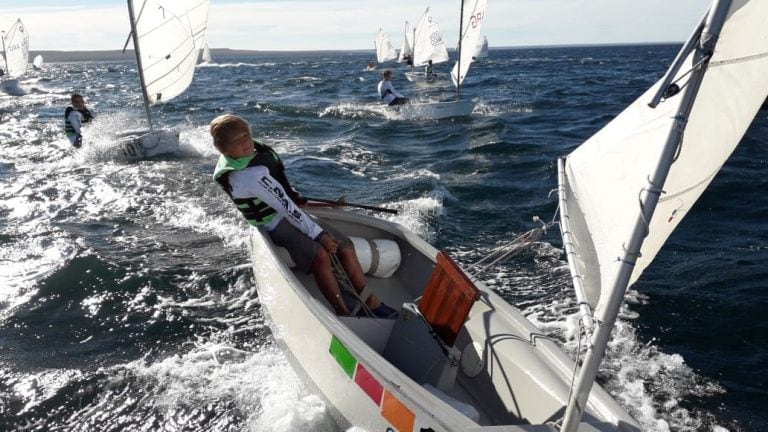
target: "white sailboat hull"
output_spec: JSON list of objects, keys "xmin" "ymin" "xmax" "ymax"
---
[
  {"xmin": 385, "ymin": 100, "xmax": 475, "ymax": 120},
  {"xmin": 249, "ymin": 208, "xmax": 641, "ymax": 432},
  {"xmin": 116, "ymin": 129, "xmax": 180, "ymax": 159},
  {"xmin": 404, "ymin": 71, "xmax": 448, "ymax": 83}
]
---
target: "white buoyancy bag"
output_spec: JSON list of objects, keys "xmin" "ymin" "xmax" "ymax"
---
[{"xmin": 349, "ymin": 236, "xmax": 401, "ymax": 278}]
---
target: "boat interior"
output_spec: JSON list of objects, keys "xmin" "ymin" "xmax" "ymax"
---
[{"xmin": 269, "ymin": 210, "xmax": 638, "ymax": 431}]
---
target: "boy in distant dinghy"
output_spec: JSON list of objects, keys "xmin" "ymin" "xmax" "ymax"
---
[
  {"xmin": 64, "ymin": 93, "xmax": 94, "ymax": 148},
  {"xmin": 209, "ymin": 114, "xmax": 397, "ymax": 318}
]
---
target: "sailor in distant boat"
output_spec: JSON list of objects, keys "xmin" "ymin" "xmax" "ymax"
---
[
  {"xmin": 378, "ymin": 70, "xmax": 409, "ymax": 106},
  {"xmin": 425, "ymin": 60, "xmax": 434, "ymax": 77},
  {"xmin": 209, "ymin": 114, "xmax": 398, "ymax": 318},
  {"xmin": 64, "ymin": 93, "xmax": 94, "ymax": 148}
]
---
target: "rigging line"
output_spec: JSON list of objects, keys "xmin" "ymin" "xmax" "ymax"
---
[
  {"xmin": 468, "ymin": 227, "xmax": 546, "ymax": 277},
  {"xmin": 635, "ymin": 176, "xmax": 665, "ymax": 238},
  {"xmin": 330, "ymin": 253, "xmax": 373, "ymax": 317},
  {"xmin": 668, "ymin": 54, "xmax": 710, "ymax": 90},
  {"xmin": 710, "ymin": 49, "xmax": 768, "ymax": 67},
  {"xmin": 528, "ymin": 332, "xmax": 560, "ymax": 346},
  {"xmin": 564, "ymin": 317, "xmax": 587, "ymax": 421}
]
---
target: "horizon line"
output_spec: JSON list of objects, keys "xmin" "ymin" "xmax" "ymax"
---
[{"xmin": 30, "ymin": 40, "xmax": 684, "ymax": 55}]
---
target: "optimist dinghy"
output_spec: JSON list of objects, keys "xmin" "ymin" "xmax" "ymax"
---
[
  {"xmin": 119, "ymin": 0, "xmax": 210, "ymax": 159},
  {"xmin": 249, "ymin": 1, "xmax": 768, "ymax": 430},
  {"xmin": 249, "ymin": 207, "xmax": 640, "ymax": 432},
  {"xmin": 385, "ymin": 0, "xmax": 486, "ymax": 120}
]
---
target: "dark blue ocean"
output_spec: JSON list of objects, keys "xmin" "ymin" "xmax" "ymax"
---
[{"xmin": 1, "ymin": 45, "xmax": 766, "ymax": 431}]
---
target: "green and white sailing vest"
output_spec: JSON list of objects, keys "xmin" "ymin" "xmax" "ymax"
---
[{"xmin": 213, "ymin": 140, "xmax": 305, "ymax": 227}]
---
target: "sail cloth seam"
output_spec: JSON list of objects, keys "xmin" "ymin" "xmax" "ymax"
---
[{"xmin": 145, "ymin": 48, "xmax": 197, "ymax": 97}]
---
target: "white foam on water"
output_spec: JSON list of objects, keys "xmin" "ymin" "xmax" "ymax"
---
[
  {"xmin": 383, "ymin": 195, "xmax": 443, "ymax": 242},
  {"xmin": 128, "ymin": 342, "xmax": 338, "ymax": 432},
  {"xmin": 389, "ymin": 168, "xmax": 440, "ymax": 181},
  {"xmin": 155, "ymin": 198, "xmax": 248, "ymax": 250},
  {"xmin": 319, "ymin": 102, "xmax": 388, "ymax": 119},
  {"xmin": 179, "ymin": 124, "xmax": 218, "ymax": 157}
]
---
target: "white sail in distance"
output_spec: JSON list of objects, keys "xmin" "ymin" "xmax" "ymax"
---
[
  {"xmin": 472, "ymin": 35, "xmax": 489, "ymax": 60},
  {"xmin": 412, "ymin": 7, "xmax": 450, "ymax": 67},
  {"xmin": 559, "ymin": 0, "xmax": 768, "ymax": 318},
  {"xmin": 398, "ymin": 21, "xmax": 413, "ymax": 63},
  {"xmin": 128, "ymin": 0, "xmax": 200, "ymax": 104},
  {"xmin": 375, "ymin": 29, "xmax": 398, "ymax": 63},
  {"xmin": 201, "ymin": 44, "xmax": 212, "ymax": 63},
  {"xmin": 2, "ymin": 19, "xmax": 30, "ymax": 78},
  {"xmin": 451, "ymin": 0, "xmax": 488, "ymax": 87},
  {"xmin": 32, "ymin": 54, "xmax": 44, "ymax": 69}
]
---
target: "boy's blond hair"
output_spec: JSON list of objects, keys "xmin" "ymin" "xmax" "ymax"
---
[{"xmin": 210, "ymin": 114, "xmax": 251, "ymax": 150}]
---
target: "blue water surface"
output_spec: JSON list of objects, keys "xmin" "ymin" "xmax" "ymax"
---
[{"xmin": 0, "ymin": 45, "xmax": 766, "ymax": 431}]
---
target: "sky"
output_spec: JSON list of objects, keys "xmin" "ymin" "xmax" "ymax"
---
[{"xmin": 0, "ymin": 0, "xmax": 710, "ymax": 52}]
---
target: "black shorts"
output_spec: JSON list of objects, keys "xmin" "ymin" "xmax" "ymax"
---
[{"xmin": 267, "ymin": 217, "xmax": 351, "ymax": 273}]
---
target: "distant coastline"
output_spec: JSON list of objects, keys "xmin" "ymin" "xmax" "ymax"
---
[
  {"xmin": 30, "ymin": 42, "xmax": 682, "ymax": 63},
  {"xmin": 29, "ymin": 48, "xmax": 380, "ymax": 62}
]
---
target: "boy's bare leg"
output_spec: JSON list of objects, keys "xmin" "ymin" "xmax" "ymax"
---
[{"xmin": 311, "ymin": 248, "xmax": 350, "ymax": 315}]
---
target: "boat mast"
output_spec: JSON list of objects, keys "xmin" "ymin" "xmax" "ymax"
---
[
  {"xmin": 456, "ymin": 0, "xmax": 465, "ymax": 99},
  {"xmin": 413, "ymin": 25, "xmax": 417, "ymax": 70},
  {"xmin": 127, "ymin": 0, "xmax": 155, "ymax": 131},
  {"xmin": 559, "ymin": 1, "xmax": 731, "ymax": 431}
]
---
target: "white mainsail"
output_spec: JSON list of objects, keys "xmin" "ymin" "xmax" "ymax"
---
[
  {"xmin": 32, "ymin": 54, "xmax": 44, "ymax": 69},
  {"xmin": 559, "ymin": 1, "xmax": 768, "ymax": 430},
  {"xmin": 397, "ymin": 21, "xmax": 413, "ymax": 63},
  {"xmin": 128, "ymin": 0, "xmax": 201, "ymax": 106},
  {"xmin": 451, "ymin": 0, "xmax": 488, "ymax": 87},
  {"xmin": 561, "ymin": 0, "xmax": 768, "ymax": 317},
  {"xmin": 472, "ymin": 35, "xmax": 489, "ymax": 60},
  {"xmin": 375, "ymin": 29, "xmax": 398, "ymax": 63},
  {"xmin": 185, "ymin": 0, "xmax": 211, "ymax": 50},
  {"xmin": 412, "ymin": 7, "xmax": 449, "ymax": 67},
  {"xmin": 1, "ymin": 19, "xmax": 30, "ymax": 78}
]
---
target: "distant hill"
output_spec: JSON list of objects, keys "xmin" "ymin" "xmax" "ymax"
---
[
  {"xmin": 28, "ymin": 43, "xmax": 682, "ymax": 63},
  {"xmin": 30, "ymin": 50, "xmax": 135, "ymax": 62},
  {"xmin": 29, "ymin": 48, "xmax": 375, "ymax": 63}
]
